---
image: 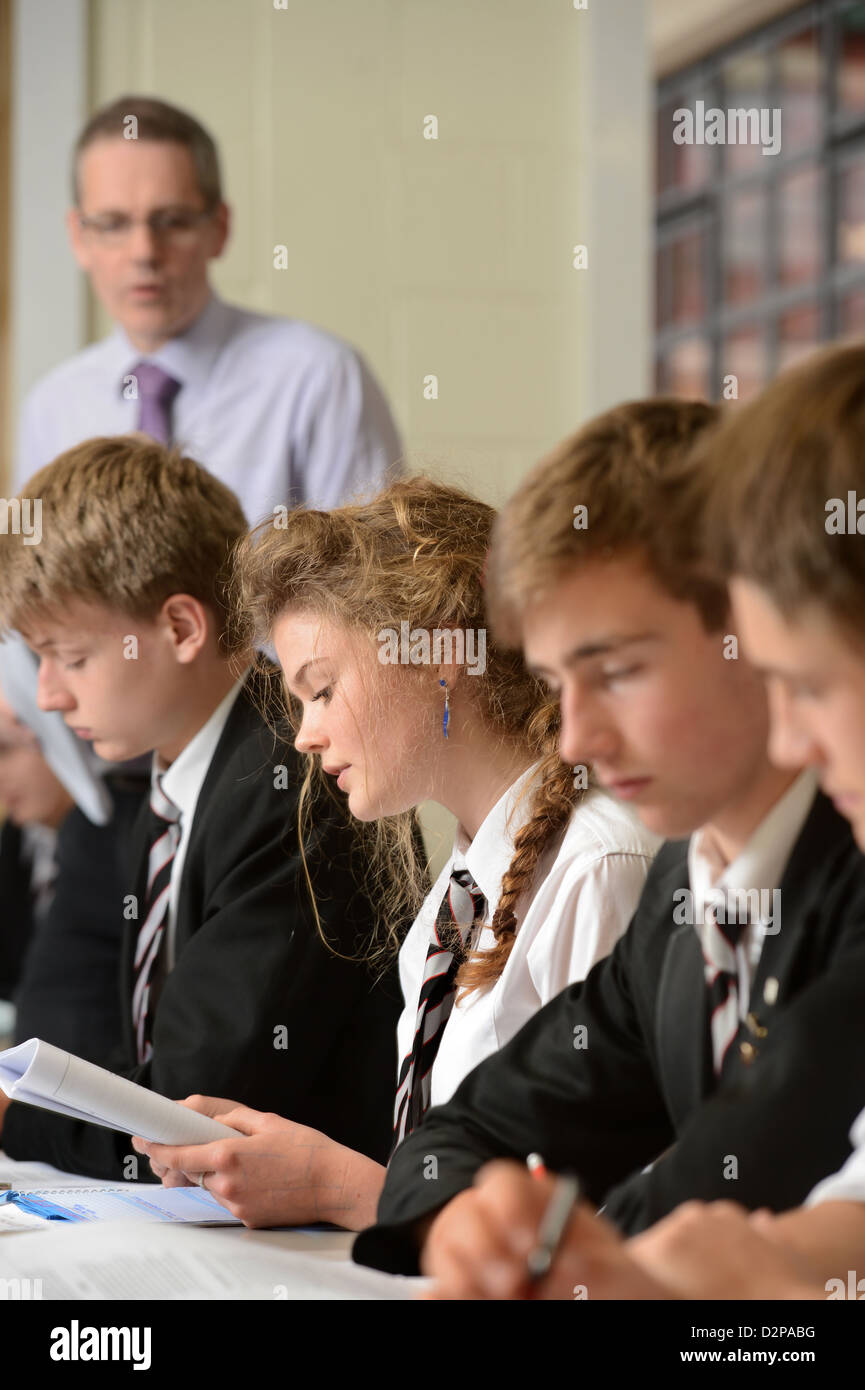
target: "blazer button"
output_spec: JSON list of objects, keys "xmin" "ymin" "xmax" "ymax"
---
[{"xmin": 739, "ymin": 1040, "xmax": 757, "ymax": 1065}]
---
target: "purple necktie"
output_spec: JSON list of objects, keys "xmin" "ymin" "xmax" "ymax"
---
[{"xmin": 130, "ymin": 361, "xmax": 182, "ymax": 445}]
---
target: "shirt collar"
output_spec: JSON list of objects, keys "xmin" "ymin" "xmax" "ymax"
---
[
  {"xmin": 689, "ymin": 768, "xmax": 819, "ymax": 924},
  {"xmin": 114, "ymin": 292, "xmax": 235, "ymax": 397},
  {"xmin": 152, "ymin": 671, "xmax": 248, "ymax": 823},
  {"xmin": 451, "ymin": 761, "xmax": 545, "ymax": 911}
]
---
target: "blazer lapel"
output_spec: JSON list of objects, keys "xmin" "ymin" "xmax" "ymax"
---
[
  {"xmin": 727, "ymin": 790, "xmax": 846, "ymax": 1076},
  {"xmin": 739, "ymin": 904, "xmax": 804, "ymax": 1065},
  {"xmin": 171, "ymin": 666, "xmax": 282, "ymax": 945}
]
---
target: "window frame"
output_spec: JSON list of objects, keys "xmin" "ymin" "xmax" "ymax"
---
[{"xmin": 656, "ymin": 0, "xmax": 865, "ymax": 398}]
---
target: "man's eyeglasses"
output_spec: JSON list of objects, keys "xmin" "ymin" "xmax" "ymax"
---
[{"xmin": 77, "ymin": 208, "xmax": 215, "ymax": 243}]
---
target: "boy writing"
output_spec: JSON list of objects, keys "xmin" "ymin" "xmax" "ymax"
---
[{"xmin": 352, "ymin": 398, "xmax": 865, "ymax": 1290}]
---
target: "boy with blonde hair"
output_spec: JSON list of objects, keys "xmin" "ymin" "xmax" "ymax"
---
[{"xmin": 0, "ymin": 436, "xmax": 402, "ymax": 1179}]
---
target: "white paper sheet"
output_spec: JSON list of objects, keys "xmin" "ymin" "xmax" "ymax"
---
[
  {"xmin": 0, "ymin": 1159, "xmax": 115, "ymax": 1191},
  {"xmin": 0, "ymin": 1221, "xmax": 427, "ymax": 1299},
  {"xmin": 0, "ymin": 1039, "xmax": 238, "ymax": 1144},
  {"xmin": 0, "ymin": 1204, "xmax": 45, "ymax": 1233}
]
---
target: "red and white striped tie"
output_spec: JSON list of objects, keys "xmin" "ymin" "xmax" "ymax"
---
[
  {"xmin": 132, "ymin": 776, "xmax": 181, "ymax": 1064},
  {"xmin": 391, "ymin": 867, "xmax": 487, "ymax": 1152},
  {"xmin": 701, "ymin": 899, "xmax": 749, "ymax": 1075}
]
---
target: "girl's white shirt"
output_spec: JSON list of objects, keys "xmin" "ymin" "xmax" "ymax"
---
[{"xmin": 396, "ymin": 761, "xmax": 662, "ymax": 1109}]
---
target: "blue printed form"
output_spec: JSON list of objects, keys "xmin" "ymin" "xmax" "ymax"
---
[{"xmin": 0, "ymin": 1185, "xmax": 243, "ymax": 1224}]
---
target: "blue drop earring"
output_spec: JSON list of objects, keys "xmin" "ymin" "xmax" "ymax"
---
[{"xmin": 439, "ymin": 678, "xmax": 450, "ymax": 739}]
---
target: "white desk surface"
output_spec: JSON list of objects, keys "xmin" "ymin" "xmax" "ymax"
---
[
  {"xmin": 0, "ymin": 1151, "xmax": 354, "ymax": 1253},
  {"xmin": 0, "ymin": 1153, "xmax": 422, "ymax": 1298}
]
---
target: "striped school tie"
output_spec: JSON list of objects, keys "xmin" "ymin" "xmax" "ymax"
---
[
  {"xmin": 701, "ymin": 899, "xmax": 749, "ymax": 1075},
  {"xmin": 131, "ymin": 777, "xmax": 181, "ymax": 1064},
  {"xmin": 391, "ymin": 866, "xmax": 487, "ymax": 1152}
]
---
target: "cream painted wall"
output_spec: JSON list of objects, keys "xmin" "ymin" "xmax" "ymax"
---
[
  {"xmin": 85, "ymin": 0, "xmax": 651, "ymax": 872},
  {"xmin": 7, "ymin": 3, "xmax": 650, "ymax": 866},
  {"xmin": 89, "ymin": 0, "xmax": 649, "ymax": 505},
  {"xmin": 90, "ymin": 0, "xmax": 586, "ymax": 509}
]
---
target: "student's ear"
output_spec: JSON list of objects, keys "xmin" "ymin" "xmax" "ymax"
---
[
  {"xmin": 434, "ymin": 659, "xmax": 463, "ymax": 693},
  {"xmin": 160, "ymin": 595, "xmax": 210, "ymax": 663},
  {"xmin": 66, "ymin": 207, "xmax": 92, "ymax": 272},
  {"xmin": 207, "ymin": 201, "xmax": 231, "ymax": 260},
  {"xmin": 434, "ymin": 660, "xmax": 466, "ymax": 727}
]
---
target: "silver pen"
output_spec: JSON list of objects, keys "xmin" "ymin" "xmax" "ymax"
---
[{"xmin": 525, "ymin": 1159, "xmax": 581, "ymax": 1285}]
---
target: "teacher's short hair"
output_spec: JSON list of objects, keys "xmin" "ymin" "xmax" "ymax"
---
[{"xmin": 73, "ymin": 94, "xmax": 223, "ymax": 209}]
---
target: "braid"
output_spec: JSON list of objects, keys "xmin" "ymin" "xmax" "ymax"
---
[{"xmin": 455, "ymin": 699, "xmax": 587, "ymax": 998}]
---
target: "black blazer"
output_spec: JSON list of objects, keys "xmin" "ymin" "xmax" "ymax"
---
[
  {"xmin": 354, "ymin": 791, "xmax": 865, "ymax": 1274},
  {"xmin": 13, "ymin": 779, "xmax": 147, "ymax": 1066},
  {"xmin": 0, "ymin": 820, "xmax": 34, "ymax": 1001},
  {"xmin": 3, "ymin": 667, "xmax": 407, "ymax": 1178}
]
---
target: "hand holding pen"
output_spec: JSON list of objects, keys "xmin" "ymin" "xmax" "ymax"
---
[
  {"xmin": 525, "ymin": 1152, "xmax": 582, "ymax": 1291},
  {"xmin": 419, "ymin": 1155, "xmax": 609, "ymax": 1299}
]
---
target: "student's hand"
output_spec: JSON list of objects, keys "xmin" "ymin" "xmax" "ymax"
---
[
  {"xmin": 0, "ymin": 1089, "xmax": 11, "ymax": 1139},
  {"xmin": 133, "ymin": 1103, "xmax": 358, "ymax": 1228},
  {"xmin": 420, "ymin": 1160, "xmax": 670, "ymax": 1300},
  {"xmin": 131, "ymin": 1094, "xmax": 238, "ymax": 1182},
  {"xmin": 176, "ymin": 1093, "xmax": 238, "ymax": 1119},
  {"xmin": 627, "ymin": 1200, "xmax": 824, "ymax": 1300}
]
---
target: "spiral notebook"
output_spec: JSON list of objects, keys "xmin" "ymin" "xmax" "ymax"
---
[{"xmin": 0, "ymin": 1184, "xmax": 242, "ymax": 1225}]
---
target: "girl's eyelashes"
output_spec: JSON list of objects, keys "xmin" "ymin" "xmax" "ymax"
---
[
  {"xmin": 64, "ymin": 658, "xmax": 86, "ymax": 671},
  {"xmin": 312, "ymin": 685, "xmax": 333, "ymax": 703}
]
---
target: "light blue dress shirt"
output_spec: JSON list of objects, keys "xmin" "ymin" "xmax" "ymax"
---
[
  {"xmin": 16, "ymin": 293, "xmax": 403, "ymax": 523},
  {"xmin": 6, "ymin": 293, "xmax": 403, "ymax": 816}
]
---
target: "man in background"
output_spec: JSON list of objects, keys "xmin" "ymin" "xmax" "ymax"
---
[
  {"xmin": 3, "ymin": 93, "xmax": 402, "ymax": 1067},
  {"xmin": 16, "ymin": 92, "xmax": 401, "ymax": 511}
]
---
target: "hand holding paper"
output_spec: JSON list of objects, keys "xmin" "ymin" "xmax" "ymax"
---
[
  {"xmin": 0, "ymin": 1039, "xmax": 239, "ymax": 1145},
  {"xmin": 136, "ymin": 1101, "xmax": 380, "ymax": 1229},
  {"xmin": 0, "ymin": 1086, "xmax": 11, "ymax": 1139}
]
